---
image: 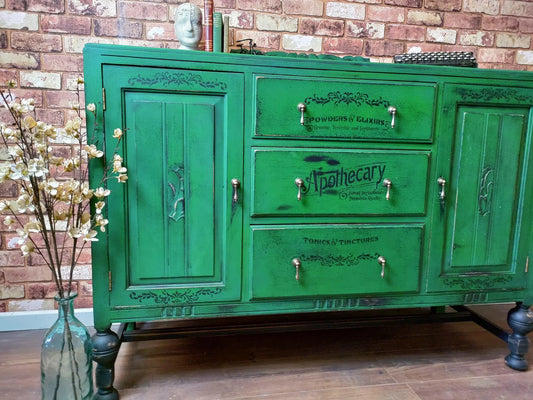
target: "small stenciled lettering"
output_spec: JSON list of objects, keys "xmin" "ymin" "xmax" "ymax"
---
[
  {"xmin": 303, "ymin": 236, "xmax": 379, "ymax": 246},
  {"xmin": 303, "ymin": 114, "xmax": 388, "ymax": 128},
  {"xmin": 304, "ymin": 163, "xmax": 386, "ymax": 197}
]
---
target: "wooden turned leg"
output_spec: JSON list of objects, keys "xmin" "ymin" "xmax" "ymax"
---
[
  {"xmin": 92, "ymin": 329, "xmax": 121, "ymax": 400},
  {"xmin": 505, "ymin": 303, "xmax": 533, "ymax": 371}
]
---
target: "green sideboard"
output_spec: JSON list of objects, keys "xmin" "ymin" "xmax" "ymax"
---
[{"xmin": 84, "ymin": 44, "xmax": 533, "ymax": 399}]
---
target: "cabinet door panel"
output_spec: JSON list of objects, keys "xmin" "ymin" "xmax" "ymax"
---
[
  {"xmin": 428, "ymin": 83, "xmax": 533, "ymax": 293},
  {"xmin": 126, "ymin": 94, "xmax": 216, "ymax": 283},
  {"xmin": 449, "ymin": 109, "xmax": 524, "ymax": 269},
  {"xmin": 99, "ymin": 66, "xmax": 244, "ymax": 307}
]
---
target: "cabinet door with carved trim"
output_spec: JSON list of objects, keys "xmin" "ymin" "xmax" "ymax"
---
[
  {"xmin": 96, "ymin": 66, "xmax": 243, "ymax": 311},
  {"xmin": 428, "ymin": 84, "xmax": 533, "ymax": 293}
]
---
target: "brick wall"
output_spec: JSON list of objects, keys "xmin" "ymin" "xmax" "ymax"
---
[{"xmin": 1, "ymin": 0, "xmax": 532, "ymax": 313}]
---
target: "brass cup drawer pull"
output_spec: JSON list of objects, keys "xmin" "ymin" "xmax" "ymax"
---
[
  {"xmin": 382, "ymin": 178, "xmax": 392, "ymax": 200},
  {"xmin": 295, "ymin": 178, "xmax": 305, "ymax": 201},
  {"xmin": 437, "ymin": 177, "xmax": 446, "ymax": 200},
  {"xmin": 388, "ymin": 106, "xmax": 397, "ymax": 128},
  {"xmin": 231, "ymin": 178, "xmax": 241, "ymax": 203},
  {"xmin": 377, "ymin": 255, "xmax": 387, "ymax": 279},
  {"xmin": 292, "ymin": 258, "xmax": 301, "ymax": 281},
  {"xmin": 297, "ymin": 102, "xmax": 306, "ymax": 125}
]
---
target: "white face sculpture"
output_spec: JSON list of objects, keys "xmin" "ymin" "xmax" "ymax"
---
[{"xmin": 174, "ymin": 3, "xmax": 203, "ymax": 50}]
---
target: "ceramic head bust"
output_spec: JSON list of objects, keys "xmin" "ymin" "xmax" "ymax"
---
[{"xmin": 174, "ymin": 3, "xmax": 203, "ymax": 50}]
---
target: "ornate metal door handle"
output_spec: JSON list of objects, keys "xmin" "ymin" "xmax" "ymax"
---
[
  {"xmin": 295, "ymin": 178, "xmax": 305, "ymax": 201},
  {"xmin": 297, "ymin": 103, "xmax": 306, "ymax": 125},
  {"xmin": 292, "ymin": 258, "xmax": 301, "ymax": 281},
  {"xmin": 377, "ymin": 255, "xmax": 387, "ymax": 279},
  {"xmin": 231, "ymin": 178, "xmax": 240, "ymax": 203},
  {"xmin": 388, "ymin": 106, "xmax": 397, "ymax": 128},
  {"xmin": 382, "ymin": 179, "xmax": 392, "ymax": 200}
]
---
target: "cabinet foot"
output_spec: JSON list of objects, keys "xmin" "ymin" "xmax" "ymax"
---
[
  {"xmin": 505, "ymin": 303, "xmax": 533, "ymax": 371},
  {"xmin": 92, "ymin": 329, "xmax": 121, "ymax": 400}
]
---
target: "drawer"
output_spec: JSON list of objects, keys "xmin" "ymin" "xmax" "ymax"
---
[
  {"xmin": 254, "ymin": 76, "xmax": 436, "ymax": 142},
  {"xmin": 251, "ymin": 148, "xmax": 430, "ymax": 216},
  {"xmin": 250, "ymin": 224, "xmax": 423, "ymax": 299}
]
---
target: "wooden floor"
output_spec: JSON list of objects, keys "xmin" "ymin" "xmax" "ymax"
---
[{"xmin": 1, "ymin": 305, "xmax": 532, "ymax": 399}]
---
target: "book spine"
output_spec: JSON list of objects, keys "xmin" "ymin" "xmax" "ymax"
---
[
  {"xmin": 203, "ymin": 0, "xmax": 214, "ymax": 52},
  {"xmin": 213, "ymin": 12, "xmax": 222, "ymax": 52},
  {"xmin": 223, "ymin": 15, "xmax": 229, "ymax": 53}
]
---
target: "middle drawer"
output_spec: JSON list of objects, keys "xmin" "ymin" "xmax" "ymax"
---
[{"xmin": 251, "ymin": 148, "xmax": 430, "ymax": 216}]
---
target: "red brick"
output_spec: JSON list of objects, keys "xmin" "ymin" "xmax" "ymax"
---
[
  {"xmin": 74, "ymin": 295, "xmax": 93, "ymax": 308},
  {"xmin": 483, "ymin": 16, "xmax": 520, "ymax": 32},
  {"xmin": 384, "ymin": 0, "xmax": 422, "ymax": 7},
  {"xmin": 13, "ymin": 88, "xmax": 44, "ymax": 107},
  {"xmin": 239, "ymin": 0, "xmax": 282, "ymax": 13},
  {"xmin": 45, "ymin": 90, "xmax": 82, "ymax": 109},
  {"xmin": 0, "ymin": 270, "xmax": 4, "ymax": 284},
  {"xmin": 300, "ymin": 19, "xmax": 344, "ymax": 37},
  {"xmin": 35, "ymin": 108, "xmax": 65, "ymax": 126},
  {"xmin": 477, "ymin": 62, "xmax": 526, "ymax": 71},
  {"xmin": 477, "ymin": 48, "xmax": 516, "ymax": 64},
  {"xmin": 0, "ymin": 69, "xmax": 17, "ymax": 84},
  {"xmin": 0, "ymin": 302, "xmax": 6, "ymax": 312},
  {"xmin": 0, "ymin": 32, "xmax": 7, "ymax": 49},
  {"xmin": 0, "ymin": 181, "xmax": 18, "ymax": 198},
  {"xmin": 323, "ymin": 37, "xmax": 364, "ymax": 55},
  {"xmin": 367, "ymin": 6, "xmax": 405, "ymax": 23},
  {"xmin": 4, "ymin": 266, "xmax": 52, "ymax": 282},
  {"xmin": 214, "ymin": 0, "xmax": 235, "ymax": 7},
  {"xmin": 425, "ymin": 0, "xmax": 461, "ymax": 11},
  {"xmin": 118, "ymin": 1, "xmax": 168, "ymax": 21},
  {"xmin": 444, "ymin": 13, "xmax": 482, "ymax": 29},
  {"xmin": 41, "ymin": 15, "xmax": 92, "ymax": 35},
  {"xmin": 94, "ymin": 18, "xmax": 143, "ymax": 38},
  {"xmin": 387, "ymin": 25, "xmax": 426, "ymax": 41},
  {"xmin": 79, "ymin": 280, "xmax": 93, "ymax": 297},
  {"xmin": 6, "ymin": 0, "xmax": 26, "ymax": 10},
  {"xmin": 11, "ymin": 32, "xmax": 62, "ymax": 53},
  {"xmin": 28, "ymin": 282, "xmax": 67, "ymax": 299},
  {"xmin": 42, "ymin": 54, "xmax": 84, "ymax": 72},
  {"xmin": 0, "ymin": 251, "xmax": 25, "ymax": 267},
  {"xmin": 365, "ymin": 40, "xmax": 404, "ymax": 57},
  {"xmin": 28, "ymin": 0, "xmax": 64, "ymax": 13},
  {"xmin": 520, "ymin": 18, "xmax": 533, "ymax": 34}
]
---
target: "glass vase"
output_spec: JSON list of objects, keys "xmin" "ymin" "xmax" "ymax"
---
[{"xmin": 41, "ymin": 294, "xmax": 93, "ymax": 400}]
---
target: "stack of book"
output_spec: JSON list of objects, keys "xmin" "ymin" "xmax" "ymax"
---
[{"xmin": 204, "ymin": 0, "xmax": 230, "ymax": 52}]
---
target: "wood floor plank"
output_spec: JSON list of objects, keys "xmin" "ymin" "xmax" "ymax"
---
[{"xmin": 1, "ymin": 305, "xmax": 531, "ymax": 399}]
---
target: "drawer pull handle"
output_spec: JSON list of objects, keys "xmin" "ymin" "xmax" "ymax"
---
[
  {"xmin": 388, "ymin": 106, "xmax": 397, "ymax": 128},
  {"xmin": 437, "ymin": 177, "xmax": 446, "ymax": 200},
  {"xmin": 297, "ymin": 103, "xmax": 306, "ymax": 125},
  {"xmin": 377, "ymin": 256, "xmax": 387, "ymax": 279},
  {"xmin": 231, "ymin": 178, "xmax": 241, "ymax": 203},
  {"xmin": 292, "ymin": 258, "xmax": 301, "ymax": 281},
  {"xmin": 295, "ymin": 178, "xmax": 305, "ymax": 201},
  {"xmin": 382, "ymin": 179, "xmax": 392, "ymax": 200}
]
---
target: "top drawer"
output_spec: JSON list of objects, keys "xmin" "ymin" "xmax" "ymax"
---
[{"xmin": 254, "ymin": 76, "xmax": 436, "ymax": 142}]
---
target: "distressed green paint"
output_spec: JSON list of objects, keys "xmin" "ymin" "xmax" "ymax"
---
[
  {"xmin": 251, "ymin": 148, "xmax": 429, "ymax": 216},
  {"xmin": 250, "ymin": 224, "xmax": 423, "ymax": 299},
  {"xmin": 255, "ymin": 76, "xmax": 436, "ymax": 142},
  {"xmin": 83, "ymin": 44, "xmax": 533, "ymax": 333}
]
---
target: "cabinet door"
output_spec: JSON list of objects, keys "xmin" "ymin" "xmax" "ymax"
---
[
  {"xmin": 428, "ymin": 84, "xmax": 533, "ymax": 293},
  {"xmin": 97, "ymin": 66, "xmax": 243, "ymax": 308}
]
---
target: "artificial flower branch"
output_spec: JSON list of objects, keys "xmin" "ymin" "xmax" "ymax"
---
[{"xmin": 0, "ymin": 78, "xmax": 127, "ymax": 299}]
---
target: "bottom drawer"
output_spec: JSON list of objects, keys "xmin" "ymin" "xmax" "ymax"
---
[{"xmin": 250, "ymin": 224, "xmax": 423, "ymax": 299}]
